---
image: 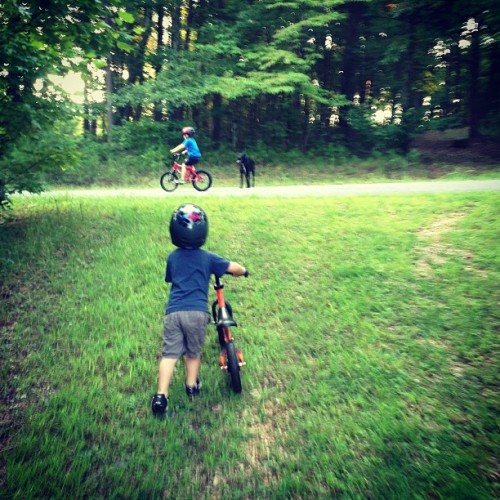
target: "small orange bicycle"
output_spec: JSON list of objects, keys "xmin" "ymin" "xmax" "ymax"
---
[
  {"xmin": 160, "ymin": 153, "xmax": 212, "ymax": 192},
  {"xmin": 211, "ymin": 272, "xmax": 248, "ymax": 393}
]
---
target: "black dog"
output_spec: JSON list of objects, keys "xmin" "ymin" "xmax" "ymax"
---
[{"xmin": 237, "ymin": 153, "xmax": 255, "ymax": 188}]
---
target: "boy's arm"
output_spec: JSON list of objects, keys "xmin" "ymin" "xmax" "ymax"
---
[
  {"xmin": 227, "ymin": 261, "xmax": 248, "ymax": 277},
  {"xmin": 170, "ymin": 143, "xmax": 185, "ymax": 154}
]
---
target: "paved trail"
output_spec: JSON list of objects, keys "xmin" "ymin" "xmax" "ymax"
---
[{"xmin": 44, "ymin": 180, "xmax": 500, "ymax": 198}]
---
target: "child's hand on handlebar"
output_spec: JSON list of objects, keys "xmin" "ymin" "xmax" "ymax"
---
[
  {"xmin": 226, "ymin": 262, "xmax": 249, "ymax": 277},
  {"xmin": 226, "ymin": 269, "xmax": 249, "ymax": 277}
]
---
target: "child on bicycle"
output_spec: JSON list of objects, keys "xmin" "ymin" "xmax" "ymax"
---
[
  {"xmin": 170, "ymin": 126, "xmax": 202, "ymax": 184},
  {"xmin": 151, "ymin": 204, "xmax": 247, "ymax": 416}
]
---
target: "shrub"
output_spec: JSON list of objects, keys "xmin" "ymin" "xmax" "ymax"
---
[
  {"xmin": 110, "ymin": 119, "xmax": 172, "ymax": 154},
  {"xmin": 2, "ymin": 121, "xmax": 81, "ymax": 194}
]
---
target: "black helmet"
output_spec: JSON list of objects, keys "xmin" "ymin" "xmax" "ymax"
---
[
  {"xmin": 181, "ymin": 126, "xmax": 195, "ymax": 137},
  {"xmin": 169, "ymin": 204, "xmax": 208, "ymax": 248}
]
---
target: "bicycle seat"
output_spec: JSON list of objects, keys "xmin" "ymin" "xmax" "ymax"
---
[{"xmin": 217, "ymin": 307, "xmax": 237, "ymax": 328}]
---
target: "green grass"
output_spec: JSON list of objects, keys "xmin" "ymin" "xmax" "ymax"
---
[{"xmin": 1, "ymin": 192, "xmax": 499, "ymax": 498}]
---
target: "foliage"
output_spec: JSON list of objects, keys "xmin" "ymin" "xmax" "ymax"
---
[
  {"xmin": 343, "ymin": 105, "xmax": 425, "ymax": 158},
  {"xmin": 344, "ymin": 107, "xmax": 377, "ymax": 156},
  {"xmin": 0, "ymin": 114, "xmax": 80, "ymax": 204},
  {"xmin": 0, "ymin": 0, "xmax": 135, "ymax": 200},
  {"xmin": 110, "ymin": 119, "xmax": 171, "ymax": 154},
  {"xmin": 1, "ymin": 0, "xmax": 500, "ymax": 197},
  {"xmin": 43, "ymin": 134, "xmax": 170, "ymax": 187},
  {"xmin": 427, "ymin": 114, "xmax": 467, "ymax": 132},
  {"xmin": 480, "ymin": 110, "xmax": 500, "ymax": 138}
]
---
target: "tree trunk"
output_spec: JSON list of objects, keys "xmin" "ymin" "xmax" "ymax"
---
[
  {"xmin": 339, "ymin": 2, "xmax": 365, "ymax": 131},
  {"xmin": 212, "ymin": 93, "xmax": 222, "ymax": 149},
  {"xmin": 171, "ymin": 0, "xmax": 181, "ymax": 51},
  {"xmin": 403, "ymin": 16, "xmax": 417, "ymax": 110},
  {"xmin": 468, "ymin": 26, "xmax": 481, "ymax": 139},
  {"xmin": 184, "ymin": 0, "xmax": 194, "ymax": 50},
  {"xmin": 302, "ymin": 96, "xmax": 311, "ymax": 153},
  {"xmin": 485, "ymin": 42, "xmax": 500, "ymax": 115},
  {"xmin": 340, "ymin": 2, "xmax": 365, "ymax": 101},
  {"xmin": 105, "ymin": 57, "xmax": 113, "ymax": 141},
  {"xmin": 83, "ymin": 79, "xmax": 91, "ymax": 133},
  {"xmin": 154, "ymin": 2, "xmax": 165, "ymax": 121}
]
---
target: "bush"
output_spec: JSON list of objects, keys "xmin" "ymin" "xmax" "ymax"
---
[
  {"xmin": 344, "ymin": 106, "xmax": 377, "ymax": 157},
  {"xmin": 344, "ymin": 106, "xmax": 424, "ymax": 157},
  {"xmin": 427, "ymin": 113, "xmax": 466, "ymax": 132},
  {"xmin": 480, "ymin": 110, "xmax": 500, "ymax": 138},
  {"xmin": 2, "ymin": 120, "xmax": 81, "ymax": 194},
  {"xmin": 111, "ymin": 119, "xmax": 171, "ymax": 154}
]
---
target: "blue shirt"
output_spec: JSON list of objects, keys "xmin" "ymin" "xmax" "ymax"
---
[
  {"xmin": 182, "ymin": 137, "xmax": 202, "ymax": 159},
  {"xmin": 165, "ymin": 248, "xmax": 229, "ymax": 313}
]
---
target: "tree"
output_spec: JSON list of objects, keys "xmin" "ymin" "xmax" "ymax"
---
[{"xmin": 0, "ymin": 0, "xmax": 132, "ymax": 205}]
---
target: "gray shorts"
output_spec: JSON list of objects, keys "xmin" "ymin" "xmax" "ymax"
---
[{"xmin": 162, "ymin": 311, "xmax": 211, "ymax": 359}]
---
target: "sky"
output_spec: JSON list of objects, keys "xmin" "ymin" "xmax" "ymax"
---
[{"xmin": 47, "ymin": 71, "xmax": 105, "ymax": 104}]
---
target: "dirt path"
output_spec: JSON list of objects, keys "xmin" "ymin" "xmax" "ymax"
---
[{"xmin": 42, "ymin": 180, "xmax": 500, "ymax": 198}]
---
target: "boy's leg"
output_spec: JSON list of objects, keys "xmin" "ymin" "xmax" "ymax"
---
[
  {"xmin": 152, "ymin": 357, "xmax": 176, "ymax": 415},
  {"xmin": 182, "ymin": 311, "xmax": 209, "ymax": 397},
  {"xmin": 157, "ymin": 357, "xmax": 178, "ymax": 396},
  {"xmin": 185, "ymin": 355, "xmax": 201, "ymax": 387}
]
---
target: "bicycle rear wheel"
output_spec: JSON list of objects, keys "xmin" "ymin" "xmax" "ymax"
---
[
  {"xmin": 226, "ymin": 341, "xmax": 242, "ymax": 393},
  {"xmin": 160, "ymin": 171, "xmax": 178, "ymax": 192},
  {"xmin": 192, "ymin": 170, "xmax": 212, "ymax": 191}
]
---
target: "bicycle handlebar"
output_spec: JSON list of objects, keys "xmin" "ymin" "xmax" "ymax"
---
[{"xmin": 226, "ymin": 270, "xmax": 249, "ymax": 278}]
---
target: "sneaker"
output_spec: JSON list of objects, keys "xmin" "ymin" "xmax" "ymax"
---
[
  {"xmin": 151, "ymin": 394, "xmax": 168, "ymax": 416},
  {"xmin": 185, "ymin": 378, "xmax": 202, "ymax": 401},
  {"xmin": 175, "ymin": 179, "xmax": 187, "ymax": 184}
]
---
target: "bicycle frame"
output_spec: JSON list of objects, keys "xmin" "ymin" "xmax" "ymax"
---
[
  {"xmin": 172, "ymin": 157, "xmax": 202, "ymax": 182},
  {"xmin": 211, "ymin": 275, "xmax": 245, "ymax": 393}
]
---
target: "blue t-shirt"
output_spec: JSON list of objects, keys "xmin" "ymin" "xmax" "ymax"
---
[
  {"xmin": 165, "ymin": 248, "xmax": 229, "ymax": 313},
  {"xmin": 182, "ymin": 137, "xmax": 202, "ymax": 159}
]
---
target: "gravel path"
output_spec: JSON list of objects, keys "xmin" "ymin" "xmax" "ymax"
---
[{"xmin": 41, "ymin": 180, "xmax": 500, "ymax": 198}]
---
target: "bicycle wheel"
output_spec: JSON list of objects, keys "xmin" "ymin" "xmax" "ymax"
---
[
  {"xmin": 226, "ymin": 341, "xmax": 242, "ymax": 393},
  {"xmin": 192, "ymin": 170, "xmax": 212, "ymax": 191},
  {"xmin": 160, "ymin": 171, "xmax": 178, "ymax": 192}
]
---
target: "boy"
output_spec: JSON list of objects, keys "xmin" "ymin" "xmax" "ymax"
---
[
  {"xmin": 152, "ymin": 204, "xmax": 247, "ymax": 416},
  {"xmin": 170, "ymin": 126, "xmax": 202, "ymax": 184}
]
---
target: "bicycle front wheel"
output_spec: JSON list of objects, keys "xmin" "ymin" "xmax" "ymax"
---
[
  {"xmin": 226, "ymin": 341, "xmax": 242, "ymax": 393},
  {"xmin": 160, "ymin": 172, "xmax": 178, "ymax": 192},
  {"xmin": 192, "ymin": 170, "xmax": 212, "ymax": 192}
]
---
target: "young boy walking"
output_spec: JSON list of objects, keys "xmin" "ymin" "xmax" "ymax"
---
[{"xmin": 152, "ymin": 204, "xmax": 247, "ymax": 416}]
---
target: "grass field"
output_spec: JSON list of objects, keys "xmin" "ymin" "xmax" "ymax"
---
[{"xmin": 1, "ymin": 190, "xmax": 499, "ymax": 498}]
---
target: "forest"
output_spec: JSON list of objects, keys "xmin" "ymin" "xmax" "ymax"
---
[{"xmin": 1, "ymin": 0, "xmax": 499, "ymax": 202}]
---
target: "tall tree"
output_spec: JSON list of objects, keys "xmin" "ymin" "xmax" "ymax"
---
[{"xmin": 0, "ymin": 1, "xmax": 109, "ymax": 202}]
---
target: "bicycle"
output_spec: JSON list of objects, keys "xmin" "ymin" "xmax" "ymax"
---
[
  {"xmin": 211, "ymin": 272, "xmax": 248, "ymax": 393},
  {"xmin": 160, "ymin": 153, "xmax": 212, "ymax": 192}
]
